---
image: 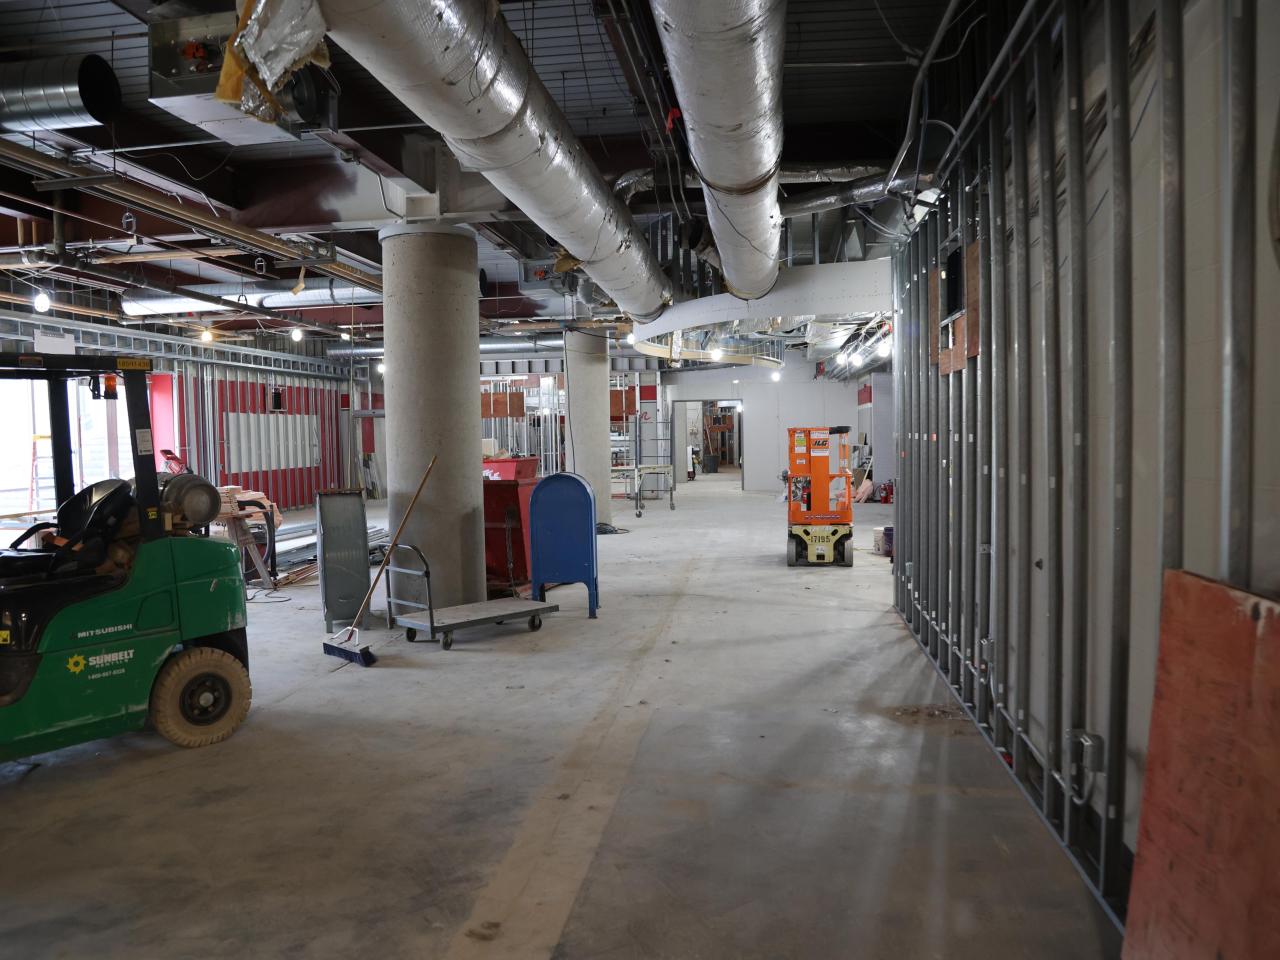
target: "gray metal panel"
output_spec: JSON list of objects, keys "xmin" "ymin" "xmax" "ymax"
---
[{"xmin": 317, "ymin": 490, "xmax": 371, "ymax": 629}]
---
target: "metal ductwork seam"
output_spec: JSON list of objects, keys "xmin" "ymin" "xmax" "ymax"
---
[
  {"xmin": 0, "ymin": 55, "xmax": 121, "ymax": 133},
  {"xmin": 649, "ymin": 0, "xmax": 786, "ymax": 300},
  {"xmin": 314, "ymin": 0, "xmax": 669, "ymax": 320}
]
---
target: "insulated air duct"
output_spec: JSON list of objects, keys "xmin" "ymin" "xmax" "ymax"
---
[
  {"xmin": 120, "ymin": 277, "xmax": 380, "ymax": 317},
  {"xmin": 314, "ymin": 0, "xmax": 669, "ymax": 320},
  {"xmin": 649, "ymin": 0, "xmax": 786, "ymax": 299},
  {"xmin": 0, "ymin": 55, "xmax": 121, "ymax": 133}
]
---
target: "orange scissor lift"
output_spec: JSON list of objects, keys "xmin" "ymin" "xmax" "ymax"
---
[{"xmin": 785, "ymin": 425, "xmax": 855, "ymax": 566}]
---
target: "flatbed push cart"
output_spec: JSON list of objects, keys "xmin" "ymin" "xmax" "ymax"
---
[{"xmin": 384, "ymin": 544, "xmax": 557, "ymax": 649}]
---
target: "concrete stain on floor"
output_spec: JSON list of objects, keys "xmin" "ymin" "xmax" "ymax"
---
[{"xmin": 0, "ymin": 472, "xmax": 1119, "ymax": 959}]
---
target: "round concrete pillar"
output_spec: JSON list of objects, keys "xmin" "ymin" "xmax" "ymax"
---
[
  {"xmin": 378, "ymin": 225, "xmax": 485, "ymax": 607},
  {"xmin": 563, "ymin": 330, "xmax": 613, "ymax": 525}
]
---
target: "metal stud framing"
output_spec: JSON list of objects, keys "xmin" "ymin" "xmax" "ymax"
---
[{"xmin": 884, "ymin": 0, "xmax": 1267, "ymax": 927}]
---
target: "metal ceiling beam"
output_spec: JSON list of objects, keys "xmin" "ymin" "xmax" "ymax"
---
[{"xmin": 0, "ymin": 137, "xmax": 381, "ymax": 293}]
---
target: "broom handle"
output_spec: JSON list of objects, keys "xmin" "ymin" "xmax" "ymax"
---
[{"xmin": 348, "ymin": 455, "xmax": 438, "ymax": 632}]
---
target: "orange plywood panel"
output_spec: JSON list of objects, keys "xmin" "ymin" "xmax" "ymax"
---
[{"xmin": 1123, "ymin": 571, "xmax": 1280, "ymax": 960}]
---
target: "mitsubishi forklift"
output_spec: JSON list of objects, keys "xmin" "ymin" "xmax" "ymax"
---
[
  {"xmin": 783, "ymin": 425, "xmax": 855, "ymax": 566},
  {"xmin": 0, "ymin": 354, "xmax": 251, "ymax": 762}
]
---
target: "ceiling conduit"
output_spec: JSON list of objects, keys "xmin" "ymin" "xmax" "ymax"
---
[
  {"xmin": 313, "ymin": 0, "xmax": 669, "ymax": 320},
  {"xmin": 649, "ymin": 0, "xmax": 786, "ymax": 300},
  {"xmin": 119, "ymin": 277, "xmax": 381, "ymax": 317}
]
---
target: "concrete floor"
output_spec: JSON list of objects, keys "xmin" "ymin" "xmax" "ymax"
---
[{"xmin": 0, "ymin": 471, "xmax": 1119, "ymax": 959}]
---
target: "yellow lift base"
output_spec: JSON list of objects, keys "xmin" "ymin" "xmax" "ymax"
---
[{"xmin": 788, "ymin": 523, "xmax": 853, "ymax": 566}]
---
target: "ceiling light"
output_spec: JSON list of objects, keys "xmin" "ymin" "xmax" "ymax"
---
[
  {"xmin": 626, "ymin": 332, "xmax": 636, "ymax": 345},
  {"xmin": 877, "ymin": 339, "xmax": 892, "ymax": 358},
  {"xmin": 200, "ymin": 328, "xmax": 213, "ymax": 342},
  {"xmin": 540, "ymin": 406, "xmax": 551, "ymax": 415},
  {"xmin": 851, "ymin": 352, "xmax": 865, "ymax": 368},
  {"xmin": 376, "ymin": 362, "xmax": 386, "ymax": 374},
  {"xmin": 836, "ymin": 352, "xmax": 848, "ymax": 366},
  {"xmin": 33, "ymin": 290, "xmax": 50, "ymax": 313},
  {"xmin": 290, "ymin": 327, "xmax": 303, "ymax": 342},
  {"xmin": 732, "ymin": 379, "xmax": 740, "ymax": 384},
  {"xmin": 770, "ymin": 370, "xmax": 781, "ymax": 382},
  {"xmin": 709, "ymin": 347, "xmax": 723, "ymax": 362},
  {"xmin": 340, "ymin": 331, "xmax": 351, "ymax": 341}
]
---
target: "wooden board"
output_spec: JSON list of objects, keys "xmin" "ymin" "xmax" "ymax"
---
[{"xmin": 1122, "ymin": 570, "xmax": 1280, "ymax": 960}]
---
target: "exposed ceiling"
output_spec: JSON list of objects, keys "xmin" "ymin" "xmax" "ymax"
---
[{"xmin": 0, "ymin": 0, "xmax": 958, "ymax": 350}]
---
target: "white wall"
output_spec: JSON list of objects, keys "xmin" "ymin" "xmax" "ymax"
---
[{"xmin": 663, "ymin": 358, "xmax": 859, "ymax": 492}]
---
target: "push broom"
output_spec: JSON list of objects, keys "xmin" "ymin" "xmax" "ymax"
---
[{"xmin": 323, "ymin": 455, "xmax": 437, "ymax": 666}]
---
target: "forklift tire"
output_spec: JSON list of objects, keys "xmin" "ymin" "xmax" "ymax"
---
[
  {"xmin": 150, "ymin": 647, "xmax": 251, "ymax": 749},
  {"xmin": 786, "ymin": 537, "xmax": 799, "ymax": 567},
  {"xmin": 840, "ymin": 543, "xmax": 854, "ymax": 567}
]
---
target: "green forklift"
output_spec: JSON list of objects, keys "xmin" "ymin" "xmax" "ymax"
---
[{"xmin": 0, "ymin": 353, "xmax": 251, "ymax": 763}]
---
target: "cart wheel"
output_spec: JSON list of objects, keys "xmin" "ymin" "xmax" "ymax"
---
[
  {"xmin": 529, "ymin": 614, "xmax": 543, "ymax": 632},
  {"xmin": 405, "ymin": 627, "xmax": 418, "ymax": 641},
  {"xmin": 669, "ymin": 501, "xmax": 676, "ymax": 510},
  {"xmin": 786, "ymin": 536, "xmax": 799, "ymax": 567},
  {"xmin": 636, "ymin": 510, "xmax": 643, "ymax": 518},
  {"xmin": 150, "ymin": 647, "xmax": 251, "ymax": 749},
  {"xmin": 441, "ymin": 632, "xmax": 454, "ymax": 650}
]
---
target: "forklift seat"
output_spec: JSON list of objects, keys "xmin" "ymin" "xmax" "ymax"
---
[{"xmin": 0, "ymin": 479, "xmax": 136, "ymax": 579}]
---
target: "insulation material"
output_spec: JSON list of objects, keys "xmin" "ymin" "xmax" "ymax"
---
[
  {"xmin": 216, "ymin": 0, "xmax": 330, "ymax": 124},
  {"xmin": 317, "ymin": 0, "xmax": 668, "ymax": 320},
  {"xmin": 649, "ymin": 0, "xmax": 785, "ymax": 299},
  {"xmin": 236, "ymin": 0, "xmax": 329, "ymax": 94}
]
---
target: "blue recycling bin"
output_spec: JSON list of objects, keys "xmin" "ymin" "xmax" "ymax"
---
[{"xmin": 530, "ymin": 472, "xmax": 599, "ymax": 618}]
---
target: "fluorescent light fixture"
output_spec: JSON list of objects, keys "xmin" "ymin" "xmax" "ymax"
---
[
  {"xmin": 200, "ymin": 328, "xmax": 213, "ymax": 342},
  {"xmin": 376, "ymin": 362, "xmax": 386, "ymax": 374},
  {"xmin": 709, "ymin": 347, "xmax": 723, "ymax": 362},
  {"xmin": 851, "ymin": 352, "xmax": 865, "ymax": 368},
  {"xmin": 340, "ymin": 331, "xmax": 351, "ymax": 341},
  {"xmin": 290, "ymin": 327, "xmax": 303, "ymax": 342},
  {"xmin": 540, "ymin": 406, "xmax": 551, "ymax": 415},
  {"xmin": 626, "ymin": 332, "xmax": 636, "ymax": 345},
  {"xmin": 33, "ymin": 291, "xmax": 50, "ymax": 313},
  {"xmin": 877, "ymin": 338, "xmax": 892, "ymax": 358},
  {"xmin": 770, "ymin": 370, "xmax": 781, "ymax": 382}
]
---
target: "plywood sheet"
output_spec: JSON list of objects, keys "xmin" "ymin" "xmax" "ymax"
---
[{"xmin": 1123, "ymin": 570, "xmax": 1280, "ymax": 960}]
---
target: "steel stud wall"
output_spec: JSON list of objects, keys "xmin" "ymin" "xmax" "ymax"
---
[{"xmin": 890, "ymin": 0, "xmax": 1277, "ymax": 924}]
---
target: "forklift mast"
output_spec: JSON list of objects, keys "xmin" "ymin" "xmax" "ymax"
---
[{"xmin": 0, "ymin": 354, "xmax": 163, "ymax": 541}]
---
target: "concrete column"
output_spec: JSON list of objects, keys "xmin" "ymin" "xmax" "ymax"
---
[
  {"xmin": 563, "ymin": 330, "xmax": 613, "ymax": 525},
  {"xmin": 378, "ymin": 224, "xmax": 485, "ymax": 606}
]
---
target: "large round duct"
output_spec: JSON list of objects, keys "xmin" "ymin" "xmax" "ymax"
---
[{"xmin": 0, "ymin": 55, "xmax": 122, "ymax": 133}]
